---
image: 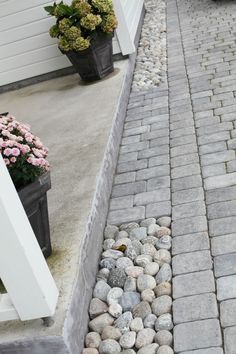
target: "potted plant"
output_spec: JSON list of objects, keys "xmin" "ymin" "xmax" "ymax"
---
[
  {"xmin": 45, "ymin": 0, "xmax": 118, "ymax": 81},
  {"xmin": 0, "ymin": 113, "xmax": 52, "ymax": 258}
]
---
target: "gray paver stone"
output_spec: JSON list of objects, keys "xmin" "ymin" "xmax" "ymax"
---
[
  {"xmin": 206, "ymin": 185, "xmax": 236, "ymax": 204},
  {"xmin": 171, "ymin": 143, "xmax": 197, "ymax": 157},
  {"xmin": 146, "ymin": 201, "xmax": 171, "ymax": 219},
  {"xmin": 211, "ymin": 234, "xmax": 236, "ymax": 256},
  {"xmin": 173, "ymin": 270, "xmax": 215, "ymax": 299},
  {"xmin": 107, "ymin": 207, "xmax": 145, "ymax": 226},
  {"xmin": 147, "ymin": 176, "xmax": 170, "ymax": 191},
  {"xmin": 209, "ymin": 217, "xmax": 236, "ymax": 237},
  {"xmin": 172, "ymin": 163, "xmax": 200, "ymax": 179},
  {"xmin": 115, "ymin": 172, "xmax": 136, "ymax": 185},
  {"xmin": 224, "ymin": 326, "xmax": 236, "ymax": 354},
  {"xmin": 134, "ymin": 189, "xmax": 170, "ymax": 206},
  {"xmin": 112, "ymin": 181, "xmax": 146, "ymax": 198},
  {"xmin": 172, "ymin": 201, "xmax": 206, "ymax": 220},
  {"xmin": 172, "ymin": 232, "xmax": 209, "ymax": 255},
  {"xmin": 217, "ymin": 275, "xmax": 236, "ymax": 301},
  {"xmin": 179, "ymin": 348, "xmax": 223, "ymax": 354},
  {"xmin": 117, "ymin": 160, "xmax": 148, "ymax": 174},
  {"xmin": 208, "ymin": 200, "xmax": 236, "ymax": 219},
  {"xmin": 172, "ymin": 175, "xmax": 202, "ymax": 192},
  {"xmin": 172, "ymin": 188, "xmax": 204, "ymax": 206},
  {"xmin": 174, "ymin": 319, "xmax": 222, "ymax": 352},
  {"xmin": 172, "ymin": 216, "xmax": 208, "ymax": 237},
  {"xmin": 199, "ymin": 141, "xmax": 227, "ymax": 156},
  {"xmin": 214, "ymin": 253, "xmax": 236, "ymax": 277},
  {"xmin": 202, "ymin": 163, "xmax": 226, "ymax": 178},
  {"xmin": 172, "ymin": 250, "xmax": 212, "ymax": 275},
  {"xmin": 205, "ymin": 173, "xmax": 236, "ymax": 190},
  {"xmin": 200, "ymin": 150, "xmax": 235, "ymax": 166},
  {"xmin": 110, "ymin": 196, "xmax": 134, "ymax": 211},
  {"xmin": 220, "ymin": 299, "xmax": 236, "ymax": 328},
  {"xmin": 173, "ymin": 293, "xmax": 218, "ymax": 324},
  {"xmin": 136, "ymin": 166, "xmax": 170, "ymax": 181}
]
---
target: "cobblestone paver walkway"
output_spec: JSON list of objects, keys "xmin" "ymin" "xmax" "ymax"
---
[{"xmin": 106, "ymin": 0, "xmax": 236, "ymax": 353}]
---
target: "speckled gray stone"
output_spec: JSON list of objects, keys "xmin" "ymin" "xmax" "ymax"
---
[
  {"xmin": 116, "ymin": 257, "xmax": 134, "ymax": 269},
  {"xmin": 154, "ymin": 249, "xmax": 171, "ymax": 266},
  {"xmin": 89, "ymin": 298, "xmax": 108, "ymax": 319},
  {"xmin": 141, "ymin": 289, "xmax": 155, "ymax": 303},
  {"xmin": 140, "ymin": 218, "xmax": 156, "ymax": 227},
  {"xmin": 104, "ymin": 225, "xmax": 119, "ymax": 239},
  {"xmin": 130, "ymin": 227, "xmax": 147, "ymax": 241},
  {"xmin": 99, "ymin": 339, "xmax": 121, "ymax": 354},
  {"xmin": 144, "ymin": 314, "xmax": 157, "ymax": 329},
  {"xmin": 156, "ymin": 264, "xmax": 172, "ymax": 284},
  {"xmin": 125, "ymin": 266, "xmax": 144, "ymax": 278},
  {"xmin": 154, "ymin": 282, "xmax": 172, "ymax": 297},
  {"xmin": 130, "ymin": 317, "xmax": 144, "ymax": 332},
  {"xmin": 135, "ymin": 254, "xmax": 153, "ymax": 267},
  {"xmin": 119, "ymin": 292, "xmax": 141, "ymax": 312},
  {"xmin": 132, "ymin": 301, "xmax": 152, "ymax": 319},
  {"xmin": 101, "ymin": 326, "xmax": 122, "ymax": 341},
  {"xmin": 85, "ymin": 332, "xmax": 101, "ymax": 349},
  {"xmin": 100, "ymin": 258, "xmax": 117, "ymax": 270},
  {"xmin": 102, "ymin": 249, "xmax": 124, "ymax": 260},
  {"xmin": 142, "ymin": 236, "xmax": 158, "ymax": 246},
  {"xmin": 89, "ymin": 313, "xmax": 114, "ymax": 334},
  {"xmin": 115, "ymin": 312, "xmax": 133, "ymax": 334},
  {"xmin": 151, "ymin": 296, "xmax": 172, "ymax": 316},
  {"xmin": 119, "ymin": 331, "xmax": 136, "ymax": 349},
  {"xmin": 137, "ymin": 343, "xmax": 159, "ymax": 354},
  {"xmin": 108, "ymin": 269, "xmax": 127, "ymax": 288},
  {"xmin": 120, "ymin": 222, "xmax": 139, "ymax": 232},
  {"xmin": 155, "ymin": 330, "xmax": 173, "ymax": 346},
  {"xmin": 97, "ymin": 268, "xmax": 110, "ymax": 282},
  {"xmin": 156, "ymin": 236, "xmax": 171, "ymax": 250},
  {"xmin": 137, "ymin": 274, "xmax": 156, "ymax": 292},
  {"xmin": 155, "ymin": 314, "xmax": 173, "ymax": 331},
  {"xmin": 103, "ymin": 239, "xmax": 116, "ymax": 251},
  {"xmin": 107, "ymin": 287, "xmax": 123, "ymax": 305},
  {"xmin": 157, "ymin": 217, "xmax": 171, "ymax": 228},
  {"xmin": 144, "ymin": 262, "xmax": 160, "ymax": 276},
  {"xmin": 93, "ymin": 281, "xmax": 111, "ymax": 302},
  {"xmin": 124, "ymin": 276, "xmax": 137, "ymax": 292},
  {"xmin": 135, "ymin": 328, "xmax": 156, "ymax": 349}
]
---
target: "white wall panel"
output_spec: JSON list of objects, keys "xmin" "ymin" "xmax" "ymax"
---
[{"xmin": 0, "ymin": 0, "xmax": 144, "ymax": 86}]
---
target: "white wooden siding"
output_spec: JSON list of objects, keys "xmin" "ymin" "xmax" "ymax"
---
[{"xmin": 0, "ymin": 0, "xmax": 143, "ymax": 86}]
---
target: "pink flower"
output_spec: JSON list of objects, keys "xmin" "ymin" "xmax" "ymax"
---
[
  {"xmin": 26, "ymin": 136, "xmax": 33, "ymax": 143},
  {"xmin": 11, "ymin": 148, "xmax": 20, "ymax": 157},
  {"xmin": 10, "ymin": 157, "xmax": 16, "ymax": 163},
  {"xmin": 4, "ymin": 148, "xmax": 12, "ymax": 156}
]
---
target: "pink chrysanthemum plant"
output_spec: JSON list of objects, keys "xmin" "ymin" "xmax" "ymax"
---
[{"xmin": 0, "ymin": 114, "xmax": 49, "ymax": 189}]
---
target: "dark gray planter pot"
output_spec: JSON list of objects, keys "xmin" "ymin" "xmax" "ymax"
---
[
  {"xmin": 65, "ymin": 33, "xmax": 114, "ymax": 81},
  {"xmin": 17, "ymin": 172, "xmax": 52, "ymax": 258}
]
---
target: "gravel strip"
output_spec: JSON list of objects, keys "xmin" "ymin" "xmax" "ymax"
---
[
  {"xmin": 82, "ymin": 217, "xmax": 173, "ymax": 354},
  {"xmin": 132, "ymin": 0, "xmax": 167, "ymax": 92}
]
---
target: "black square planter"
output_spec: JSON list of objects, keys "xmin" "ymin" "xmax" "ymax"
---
[
  {"xmin": 65, "ymin": 33, "xmax": 114, "ymax": 81},
  {"xmin": 17, "ymin": 172, "xmax": 52, "ymax": 258}
]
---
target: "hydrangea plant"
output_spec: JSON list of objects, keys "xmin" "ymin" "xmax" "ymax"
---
[
  {"xmin": 45, "ymin": 0, "xmax": 118, "ymax": 52},
  {"xmin": 0, "ymin": 114, "xmax": 49, "ymax": 189}
]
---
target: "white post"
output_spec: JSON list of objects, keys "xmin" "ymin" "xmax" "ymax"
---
[
  {"xmin": 113, "ymin": 0, "xmax": 136, "ymax": 55},
  {"xmin": 0, "ymin": 154, "xmax": 58, "ymax": 321}
]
